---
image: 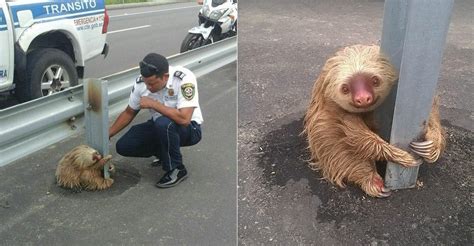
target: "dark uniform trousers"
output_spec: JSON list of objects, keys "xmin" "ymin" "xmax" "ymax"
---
[{"xmin": 116, "ymin": 116, "xmax": 202, "ymax": 171}]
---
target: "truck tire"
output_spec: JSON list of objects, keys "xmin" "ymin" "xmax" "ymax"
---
[{"xmin": 16, "ymin": 48, "xmax": 78, "ymax": 102}]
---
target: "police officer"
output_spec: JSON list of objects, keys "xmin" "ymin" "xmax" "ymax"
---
[{"xmin": 109, "ymin": 53, "xmax": 203, "ymax": 188}]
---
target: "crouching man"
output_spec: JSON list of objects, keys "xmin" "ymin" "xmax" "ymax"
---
[{"xmin": 109, "ymin": 53, "xmax": 203, "ymax": 188}]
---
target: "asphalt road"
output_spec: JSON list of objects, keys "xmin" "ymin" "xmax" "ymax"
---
[
  {"xmin": 238, "ymin": 0, "xmax": 473, "ymax": 245},
  {"xmin": 0, "ymin": 2, "xmax": 201, "ymax": 109},
  {"xmin": 0, "ymin": 63, "xmax": 237, "ymax": 245},
  {"xmin": 85, "ymin": 2, "xmax": 201, "ymax": 78}
]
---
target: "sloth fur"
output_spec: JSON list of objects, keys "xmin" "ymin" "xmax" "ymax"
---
[
  {"xmin": 303, "ymin": 45, "xmax": 446, "ymax": 197},
  {"xmin": 56, "ymin": 145, "xmax": 114, "ymax": 191}
]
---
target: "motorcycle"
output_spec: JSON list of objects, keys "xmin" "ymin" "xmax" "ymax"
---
[{"xmin": 180, "ymin": 0, "xmax": 237, "ymax": 53}]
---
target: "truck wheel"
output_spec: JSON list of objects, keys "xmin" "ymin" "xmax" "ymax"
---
[{"xmin": 16, "ymin": 48, "xmax": 78, "ymax": 102}]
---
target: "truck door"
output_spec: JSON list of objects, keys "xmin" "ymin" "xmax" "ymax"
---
[{"xmin": 0, "ymin": 0, "xmax": 14, "ymax": 91}]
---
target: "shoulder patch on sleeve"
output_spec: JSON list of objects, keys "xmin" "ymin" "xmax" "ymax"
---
[
  {"xmin": 181, "ymin": 83, "xmax": 195, "ymax": 100},
  {"xmin": 174, "ymin": 71, "xmax": 186, "ymax": 80}
]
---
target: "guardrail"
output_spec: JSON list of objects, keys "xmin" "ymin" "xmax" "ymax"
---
[{"xmin": 0, "ymin": 37, "xmax": 237, "ymax": 167}]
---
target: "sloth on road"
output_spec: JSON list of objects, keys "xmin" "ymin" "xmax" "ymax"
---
[
  {"xmin": 303, "ymin": 45, "xmax": 446, "ymax": 198},
  {"xmin": 56, "ymin": 145, "xmax": 115, "ymax": 191}
]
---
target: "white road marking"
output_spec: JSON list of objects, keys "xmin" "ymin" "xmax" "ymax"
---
[
  {"xmin": 108, "ymin": 25, "xmax": 151, "ymax": 34},
  {"xmin": 110, "ymin": 5, "xmax": 201, "ymax": 18}
]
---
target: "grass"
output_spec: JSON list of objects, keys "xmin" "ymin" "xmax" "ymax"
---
[{"xmin": 105, "ymin": 0, "xmax": 149, "ymax": 4}]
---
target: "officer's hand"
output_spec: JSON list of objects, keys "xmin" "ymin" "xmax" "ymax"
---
[{"xmin": 139, "ymin": 96, "xmax": 156, "ymax": 109}]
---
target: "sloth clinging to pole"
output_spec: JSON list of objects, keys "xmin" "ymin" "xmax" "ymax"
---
[
  {"xmin": 56, "ymin": 145, "xmax": 114, "ymax": 191},
  {"xmin": 303, "ymin": 45, "xmax": 446, "ymax": 198}
]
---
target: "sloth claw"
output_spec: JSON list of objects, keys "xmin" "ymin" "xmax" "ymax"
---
[
  {"xmin": 410, "ymin": 140, "xmax": 438, "ymax": 162},
  {"xmin": 411, "ymin": 158, "xmax": 423, "ymax": 166},
  {"xmin": 378, "ymin": 187, "xmax": 392, "ymax": 198},
  {"xmin": 412, "ymin": 149, "xmax": 431, "ymax": 155},
  {"xmin": 379, "ymin": 190, "xmax": 392, "ymax": 198},
  {"xmin": 412, "ymin": 149, "xmax": 429, "ymax": 157},
  {"xmin": 410, "ymin": 141, "xmax": 434, "ymax": 153},
  {"xmin": 370, "ymin": 176, "xmax": 392, "ymax": 198},
  {"xmin": 410, "ymin": 140, "xmax": 433, "ymax": 148}
]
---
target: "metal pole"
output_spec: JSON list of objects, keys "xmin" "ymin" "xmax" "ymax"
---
[
  {"xmin": 84, "ymin": 79, "xmax": 111, "ymax": 178},
  {"xmin": 379, "ymin": 0, "xmax": 453, "ymax": 189},
  {"xmin": 376, "ymin": 0, "xmax": 408, "ymax": 141},
  {"xmin": 0, "ymin": 37, "xmax": 236, "ymax": 167}
]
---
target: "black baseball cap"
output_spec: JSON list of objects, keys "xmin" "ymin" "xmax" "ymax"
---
[{"xmin": 139, "ymin": 53, "xmax": 169, "ymax": 78}]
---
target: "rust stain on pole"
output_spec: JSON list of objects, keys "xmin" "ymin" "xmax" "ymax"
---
[{"xmin": 87, "ymin": 82, "xmax": 102, "ymax": 112}]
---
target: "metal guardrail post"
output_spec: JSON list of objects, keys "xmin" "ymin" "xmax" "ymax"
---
[
  {"xmin": 0, "ymin": 37, "xmax": 236, "ymax": 167},
  {"xmin": 378, "ymin": 0, "xmax": 453, "ymax": 189},
  {"xmin": 84, "ymin": 79, "xmax": 110, "ymax": 178}
]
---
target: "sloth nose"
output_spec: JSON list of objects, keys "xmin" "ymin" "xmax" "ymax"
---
[{"xmin": 354, "ymin": 93, "xmax": 373, "ymax": 107}]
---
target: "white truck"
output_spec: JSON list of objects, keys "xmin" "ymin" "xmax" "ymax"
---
[{"xmin": 0, "ymin": 0, "xmax": 109, "ymax": 102}]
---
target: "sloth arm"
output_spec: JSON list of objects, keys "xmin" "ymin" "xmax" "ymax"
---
[
  {"xmin": 341, "ymin": 114, "xmax": 420, "ymax": 167},
  {"xmin": 96, "ymin": 155, "xmax": 113, "ymax": 167}
]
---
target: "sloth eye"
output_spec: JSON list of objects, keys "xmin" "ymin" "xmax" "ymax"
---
[
  {"xmin": 372, "ymin": 77, "xmax": 380, "ymax": 87},
  {"xmin": 92, "ymin": 152, "xmax": 100, "ymax": 161},
  {"xmin": 341, "ymin": 84, "xmax": 350, "ymax": 94}
]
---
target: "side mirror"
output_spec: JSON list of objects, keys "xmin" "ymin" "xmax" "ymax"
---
[{"xmin": 17, "ymin": 10, "xmax": 34, "ymax": 28}]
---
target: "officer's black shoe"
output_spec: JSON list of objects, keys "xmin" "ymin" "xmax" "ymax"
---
[
  {"xmin": 155, "ymin": 167, "xmax": 188, "ymax": 188},
  {"xmin": 150, "ymin": 158, "xmax": 162, "ymax": 167}
]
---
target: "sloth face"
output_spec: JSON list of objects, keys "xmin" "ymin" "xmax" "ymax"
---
[{"xmin": 69, "ymin": 145, "xmax": 102, "ymax": 169}]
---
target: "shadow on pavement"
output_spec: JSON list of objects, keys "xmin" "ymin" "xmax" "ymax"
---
[
  {"xmin": 49, "ymin": 164, "xmax": 141, "ymax": 200},
  {"xmin": 256, "ymin": 113, "xmax": 473, "ymax": 245}
]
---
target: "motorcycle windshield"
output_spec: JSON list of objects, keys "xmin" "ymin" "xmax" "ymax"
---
[{"xmin": 212, "ymin": 0, "xmax": 227, "ymax": 7}]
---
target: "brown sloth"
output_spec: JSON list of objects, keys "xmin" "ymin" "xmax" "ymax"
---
[
  {"xmin": 303, "ymin": 45, "xmax": 446, "ymax": 198},
  {"xmin": 56, "ymin": 145, "xmax": 115, "ymax": 191}
]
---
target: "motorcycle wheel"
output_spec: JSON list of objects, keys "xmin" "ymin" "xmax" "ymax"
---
[
  {"xmin": 180, "ymin": 33, "xmax": 215, "ymax": 53},
  {"xmin": 180, "ymin": 33, "xmax": 203, "ymax": 53}
]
